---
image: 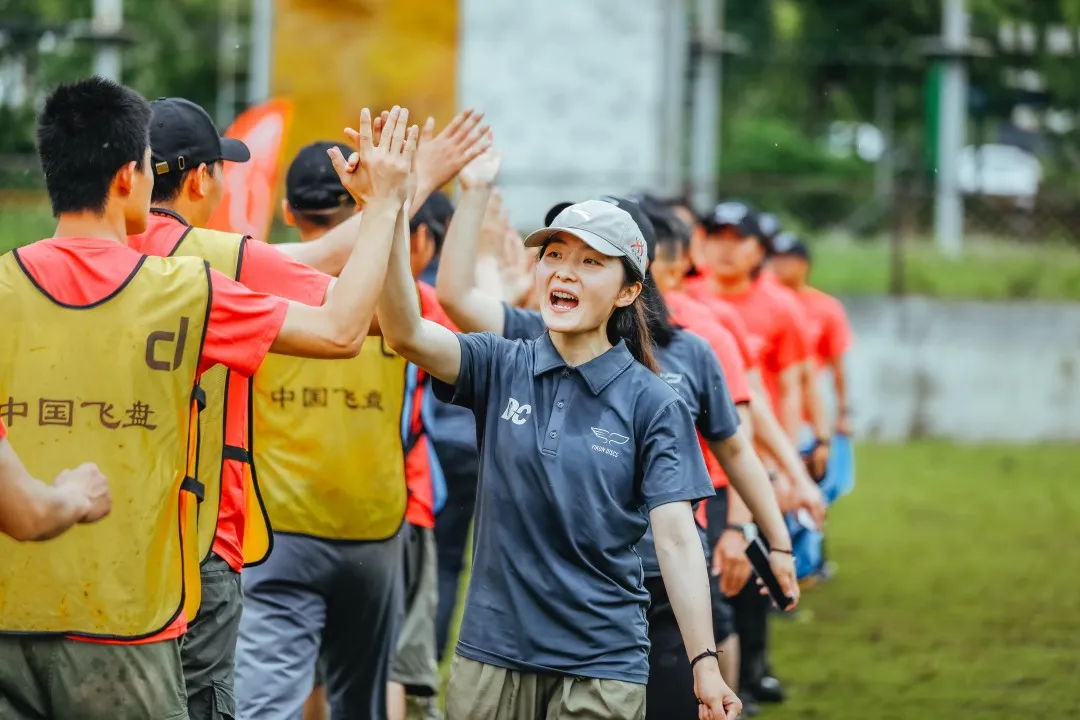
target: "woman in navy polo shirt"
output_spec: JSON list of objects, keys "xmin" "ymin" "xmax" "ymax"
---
[
  {"xmin": 377, "ymin": 189, "xmax": 741, "ymax": 718},
  {"xmin": 434, "ymin": 178, "xmax": 800, "ymax": 717}
]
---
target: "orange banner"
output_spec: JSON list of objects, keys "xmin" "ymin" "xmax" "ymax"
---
[{"xmin": 207, "ymin": 99, "xmax": 293, "ymax": 239}]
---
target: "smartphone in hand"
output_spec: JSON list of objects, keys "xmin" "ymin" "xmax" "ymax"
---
[{"xmin": 745, "ymin": 536, "xmax": 795, "ymax": 611}]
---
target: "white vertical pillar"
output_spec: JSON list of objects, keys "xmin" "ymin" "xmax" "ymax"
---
[
  {"xmin": 247, "ymin": 0, "xmax": 273, "ymax": 105},
  {"xmin": 935, "ymin": 0, "xmax": 967, "ymax": 257},
  {"xmin": 690, "ymin": 0, "xmax": 724, "ymax": 213},
  {"xmin": 92, "ymin": 0, "xmax": 123, "ymax": 81}
]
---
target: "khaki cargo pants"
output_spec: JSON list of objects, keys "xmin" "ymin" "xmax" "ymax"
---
[
  {"xmin": 446, "ymin": 655, "xmax": 646, "ymax": 720},
  {"xmin": 0, "ymin": 635, "xmax": 187, "ymax": 720}
]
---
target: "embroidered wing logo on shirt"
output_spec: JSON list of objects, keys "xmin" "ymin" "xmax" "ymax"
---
[{"xmin": 591, "ymin": 427, "xmax": 630, "ymax": 445}]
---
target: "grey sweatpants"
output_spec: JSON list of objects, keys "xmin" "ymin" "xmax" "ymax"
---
[{"xmin": 234, "ymin": 530, "xmax": 405, "ymax": 720}]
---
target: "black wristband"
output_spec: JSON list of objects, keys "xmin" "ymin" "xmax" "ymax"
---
[
  {"xmin": 690, "ymin": 649, "xmax": 720, "ymax": 670},
  {"xmin": 815, "ymin": 437, "xmax": 831, "ymax": 447},
  {"xmin": 770, "ymin": 547, "xmax": 794, "ymax": 555}
]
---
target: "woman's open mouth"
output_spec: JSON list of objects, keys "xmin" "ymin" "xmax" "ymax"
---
[{"xmin": 549, "ymin": 290, "xmax": 579, "ymax": 312}]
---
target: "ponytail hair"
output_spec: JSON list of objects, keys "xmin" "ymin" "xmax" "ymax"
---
[{"xmin": 607, "ymin": 258, "xmax": 659, "ymax": 373}]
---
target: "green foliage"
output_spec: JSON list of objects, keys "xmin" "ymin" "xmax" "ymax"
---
[{"xmin": 723, "ymin": 115, "xmax": 870, "ymax": 177}]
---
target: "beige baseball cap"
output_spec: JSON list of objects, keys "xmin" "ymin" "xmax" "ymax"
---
[{"xmin": 523, "ymin": 200, "xmax": 648, "ymax": 280}]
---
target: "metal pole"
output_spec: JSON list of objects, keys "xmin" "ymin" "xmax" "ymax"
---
[
  {"xmin": 874, "ymin": 67, "xmax": 894, "ymax": 205},
  {"xmin": 658, "ymin": 0, "xmax": 689, "ymax": 196},
  {"xmin": 216, "ymin": 0, "xmax": 240, "ymax": 129},
  {"xmin": 690, "ymin": 0, "xmax": 723, "ymax": 213},
  {"xmin": 92, "ymin": 0, "xmax": 123, "ymax": 81},
  {"xmin": 247, "ymin": 0, "xmax": 273, "ymax": 105},
  {"xmin": 934, "ymin": 0, "xmax": 967, "ymax": 257}
]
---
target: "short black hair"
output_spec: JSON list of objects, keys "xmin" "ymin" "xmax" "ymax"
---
[
  {"xmin": 150, "ymin": 160, "xmax": 222, "ymax": 204},
  {"xmin": 37, "ymin": 77, "xmax": 152, "ymax": 216},
  {"xmin": 637, "ymin": 196, "xmax": 691, "ymax": 254},
  {"xmin": 410, "ymin": 192, "xmax": 455, "ymax": 252}
]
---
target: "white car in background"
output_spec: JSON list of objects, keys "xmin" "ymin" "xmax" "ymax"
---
[{"xmin": 957, "ymin": 143, "xmax": 1042, "ymax": 209}]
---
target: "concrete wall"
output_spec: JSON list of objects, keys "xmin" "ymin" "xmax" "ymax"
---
[
  {"xmin": 457, "ymin": 0, "xmax": 686, "ymax": 227},
  {"xmin": 842, "ymin": 297, "xmax": 1080, "ymax": 442}
]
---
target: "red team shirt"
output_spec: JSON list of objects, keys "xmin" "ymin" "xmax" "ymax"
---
[
  {"xmin": 664, "ymin": 288, "xmax": 758, "ymax": 371},
  {"xmin": 15, "ymin": 235, "xmax": 290, "ymax": 643},
  {"xmin": 686, "ymin": 275, "xmax": 809, "ymax": 417},
  {"xmin": 793, "ymin": 286, "xmax": 852, "ymax": 368},
  {"xmin": 129, "ymin": 212, "xmax": 331, "ymax": 572},
  {"xmin": 404, "ymin": 282, "xmax": 456, "ymax": 529}
]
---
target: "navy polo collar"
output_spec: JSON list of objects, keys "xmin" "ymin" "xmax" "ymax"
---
[{"xmin": 533, "ymin": 333, "xmax": 636, "ymax": 395}]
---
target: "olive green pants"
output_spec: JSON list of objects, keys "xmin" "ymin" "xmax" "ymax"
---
[
  {"xmin": 445, "ymin": 655, "xmax": 646, "ymax": 720},
  {"xmin": 0, "ymin": 635, "xmax": 187, "ymax": 720}
]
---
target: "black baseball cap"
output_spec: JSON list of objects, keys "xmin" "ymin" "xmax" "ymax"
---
[
  {"xmin": 150, "ymin": 97, "xmax": 250, "ymax": 177},
  {"xmin": 758, "ymin": 212, "xmax": 782, "ymax": 241},
  {"xmin": 285, "ymin": 141, "xmax": 355, "ymax": 212},
  {"xmin": 544, "ymin": 195, "xmax": 657, "ymax": 262},
  {"xmin": 702, "ymin": 201, "xmax": 762, "ymax": 240},
  {"xmin": 410, "ymin": 191, "xmax": 455, "ymax": 249},
  {"xmin": 770, "ymin": 231, "xmax": 811, "ymax": 261}
]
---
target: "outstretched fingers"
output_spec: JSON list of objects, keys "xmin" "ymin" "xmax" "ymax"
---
[
  {"xmin": 390, "ymin": 107, "xmax": 410, "ymax": 154},
  {"xmin": 379, "ymin": 106, "xmax": 402, "ymax": 150}
]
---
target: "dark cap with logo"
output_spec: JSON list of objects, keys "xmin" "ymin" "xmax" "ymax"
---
[
  {"xmin": 285, "ymin": 141, "xmax": 355, "ymax": 212},
  {"xmin": 150, "ymin": 97, "xmax": 250, "ymax": 177},
  {"xmin": 544, "ymin": 195, "xmax": 656, "ymax": 263},
  {"xmin": 702, "ymin": 201, "xmax": 762, "ymax": 239},
  {"xmin": 770, "ymin": 231, "xmax": 811, "ymax": 261}
]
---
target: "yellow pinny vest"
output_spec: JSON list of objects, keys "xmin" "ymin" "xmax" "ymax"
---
[
  {"xmin": 0, "ymin": 251, "xmax": 209, "ymax": 639},
  {"xmin": 169, "ymin": 224, "xmax": 273, "ymax": 566},
  {"xmin": 252, "ymin": 336, "xmax": 409, "ymax": 541}
]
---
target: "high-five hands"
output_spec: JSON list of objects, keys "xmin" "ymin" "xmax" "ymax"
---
[
  {"xmin": 328, "ymin": 107, "xmax": 419, "ymax": 208},
  {"xmin": 459, "ymin": 147, "xmax": 501, "ymax": 190},
  {"xmin": 415, "ymin": 109, "xmax": 492, "ymax": 198},
  {"xmin": 367, "ymin": 108, "xmax": 491, "ymax": 209}
]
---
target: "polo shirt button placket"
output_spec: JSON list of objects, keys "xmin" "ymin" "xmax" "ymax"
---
[{"xmin": 542, "ymin": 369, "xmax": 574, "ymax": 455}]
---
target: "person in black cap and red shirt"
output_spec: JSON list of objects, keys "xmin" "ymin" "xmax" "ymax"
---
[
  {"xmin": 241, "ymin": 139, "xmax": 460, "ymax": 720},
  {"xmin": 282, "ymin": 140, "xmax": 362, "ymax": 236}
]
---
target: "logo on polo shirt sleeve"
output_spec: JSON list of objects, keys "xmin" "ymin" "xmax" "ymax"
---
[
  {"xmin": 500, "ymin": 397, "xmax": 532, "ymax": 425},
  {"xmin": 591, "ymin": 426, "xmax": 630, "ymax": 457}
]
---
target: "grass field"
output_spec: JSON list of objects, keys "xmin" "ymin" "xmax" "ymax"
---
[
  {"xmin": 439, "ymin": 442, "xmax": 1080, "ymax": 719},
  {"xmin": 4, "ymin": 199, "xmax": 1080, "ymax": 302}
]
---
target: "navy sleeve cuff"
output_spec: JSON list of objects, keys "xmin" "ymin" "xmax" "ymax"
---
[{"xmin": 645, "ymin": 487, "xmax": 715, "ymax": 513}]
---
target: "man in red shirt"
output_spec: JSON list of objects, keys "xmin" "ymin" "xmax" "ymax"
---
[
  {"xmin": 770, "ymin": 232, "xmax": 854, "ymax": 436},
  {"xmin": 244, "ymin": 145, "xmax": 457, "ymax": 720},
  {"xmin": 0, "ymin": 78, "xmax": 413, "ymax": 720},
  {"xmin": 0, "ymin": 418, "xmax": 111, "ymax": 542}
]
